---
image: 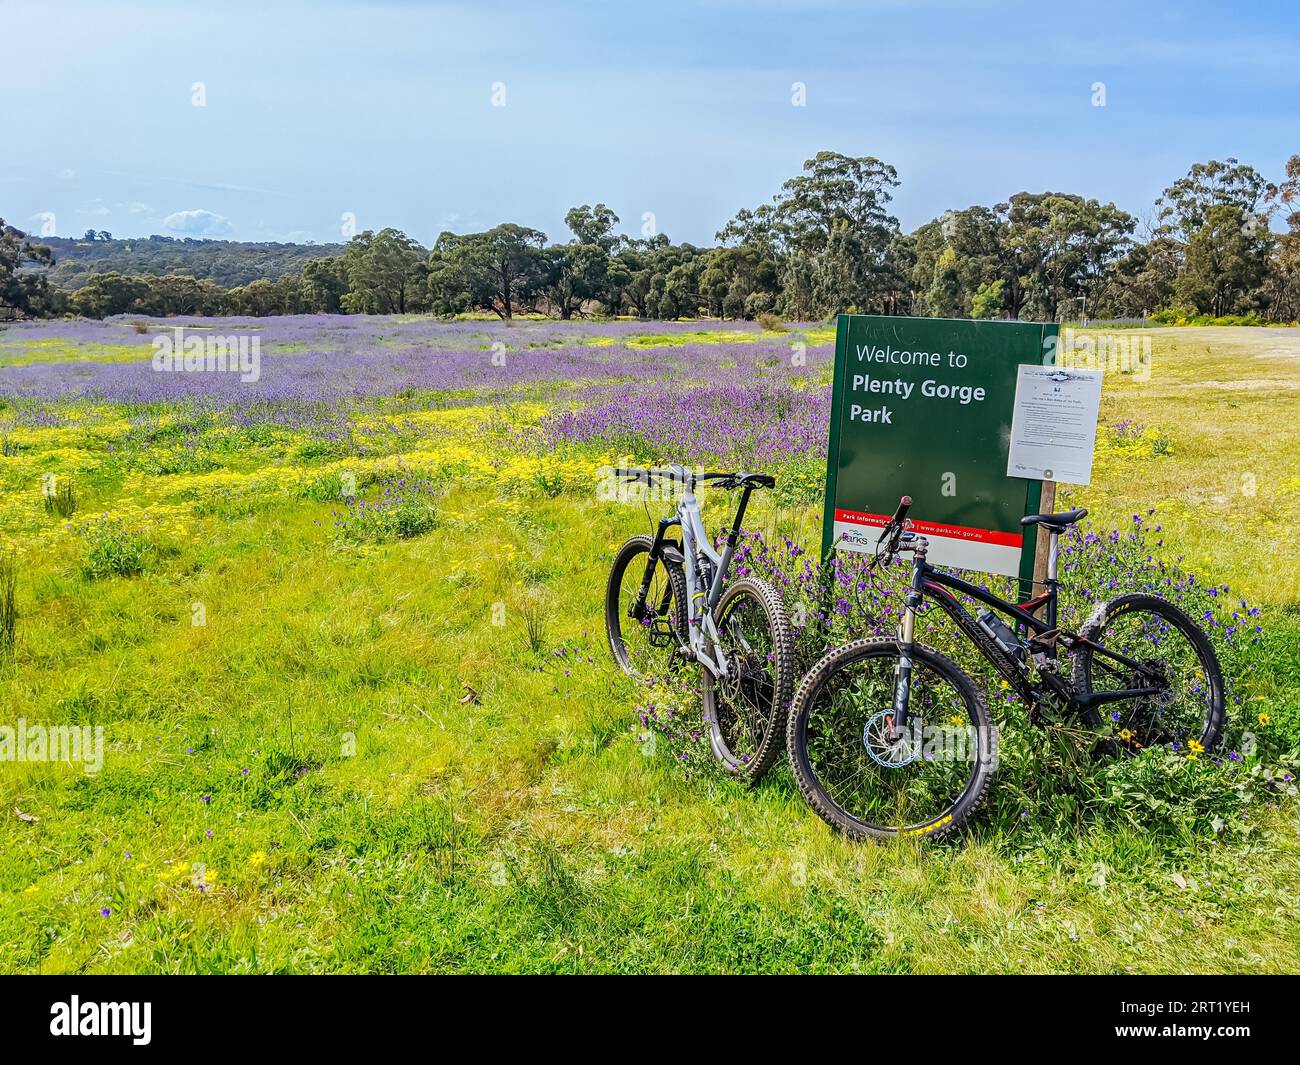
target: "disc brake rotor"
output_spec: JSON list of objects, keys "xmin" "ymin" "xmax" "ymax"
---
[
  {"xmin": 716, "ymin": 616, "xmax": 760, "ymax": 703},
  {"xmin": 863, "ymin": 709, "xmax": 920, "ymax": 768},
  {"xmin": 718, "ymin": 648, "xmax": 758, "ymax": 703}
]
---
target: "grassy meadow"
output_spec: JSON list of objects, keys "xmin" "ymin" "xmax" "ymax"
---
[{"xmin": 0, "ymin": 317, "xmax": 1297, "ymax": 973}]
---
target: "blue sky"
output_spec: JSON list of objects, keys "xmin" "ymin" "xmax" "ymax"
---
[{"xmin": 6, "ymin": 0, "xmax": 1298, "ymax": 246}]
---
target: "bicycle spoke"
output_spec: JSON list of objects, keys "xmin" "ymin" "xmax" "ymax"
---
[
  {"xmin": 607, "ymin": 539, "xmax": 685, "ymax": 680},
  {"xmin": 1083, "ymin": 604, "xmax": 1219, "ymax": 752},
  {"xmin": 701, "ymin": 578, "xmax": 792, "ymax": 780},
  {"xmin": 802, "ymin": 652, "xmax": 980, "ymax": 830}
]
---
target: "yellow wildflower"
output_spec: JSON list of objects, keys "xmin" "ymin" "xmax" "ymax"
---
[{"xmin": 160, "ymin": 861, "xmax": 192, "ymax": 883}]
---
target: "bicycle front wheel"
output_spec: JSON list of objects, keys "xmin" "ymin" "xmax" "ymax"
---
[
  {"xmin": 605, "ymin": 534, "xmax": 688, "ymax": 680},
  {"xmin": 700, "ymin": 576, "xmax": 794, "ymax": 782},
  {"xmin": 787, "ymin": 637, "xmax": 997, "ymax": 841}
]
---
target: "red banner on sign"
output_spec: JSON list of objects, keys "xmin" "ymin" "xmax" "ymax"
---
[{"xmin": 833, "ymin": 509, "xmax": 1024, "ymax": 549}]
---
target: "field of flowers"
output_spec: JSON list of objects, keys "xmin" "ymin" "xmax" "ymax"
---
[{"xmin": 1, "ymin": 314, "xmax": 1298, "ymax": 973}]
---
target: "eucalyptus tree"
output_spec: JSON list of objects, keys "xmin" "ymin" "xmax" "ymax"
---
[
  {"xmin": 718, "ymin": 151, "xmax": 902, "ymax": 318},
  {"xmin": 0, "ymin": 219, "xmax": 57, "ymax": 317},
  {"xmin": 340, "ymin": 228, "xmax": 428, "ymax": 315},
  {"xmin": 427, "ymin": 224, "xmax": 548, "ymax": 319},
  {"xmin": 1000, "ymin": 193, "xmax": 1135, "ymax": 319}
]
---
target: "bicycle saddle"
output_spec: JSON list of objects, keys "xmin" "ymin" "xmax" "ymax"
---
[{"xmin": 1020, "ymin": 508, "xmax": 1088, "ymax": 531}]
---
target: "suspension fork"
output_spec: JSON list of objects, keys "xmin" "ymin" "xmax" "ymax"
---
[
  {"xmin": 891, "ymin": 559, "xmax": 926, "ymax": 737},
  {"xmin": 632, "ymin": 515, "xmax": 680, "ymax": 617}
]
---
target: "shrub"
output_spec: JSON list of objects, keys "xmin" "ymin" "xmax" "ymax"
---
[
  {"xmin": 756, "ymin": 312, "xmax": 787, "ymax": 332},
  {"xmin": 301, "ymin": 469, "xmax": 372, "ymax": 503},
  {"xmin": 81, "ymin": 518, "xmax": 150, "ymax": 578},
  {"xmin": 1106, "ymin": 419, "xmax": 1173, "ymax": 457},
  {"xmin": 1093, "ymin": 745, "xmax": 1298, "ymax": 839},
  {"xmin": 1151, "ymin": 306, "xmax": 1267, "ymax": 327},
  {"xmin": 332, "ymin": 474, "xmax": 440, "ymax": 543}
]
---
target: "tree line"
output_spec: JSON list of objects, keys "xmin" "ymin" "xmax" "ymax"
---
[
  {"xmin": 3, "ymin": 151, "xmax": 1298, "ymax": 323},
  {"xmin": 43, "ymin": 234, "xmax": 346, "ymax": 291}
]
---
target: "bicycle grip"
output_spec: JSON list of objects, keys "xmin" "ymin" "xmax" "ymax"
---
[{"xmin": 891, "ymin": 495, "xmax": 912, "ymax": 524}]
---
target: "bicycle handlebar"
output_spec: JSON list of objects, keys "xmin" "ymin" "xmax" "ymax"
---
[
  {"xmin": 871, "ymin": 495, "xmax": 915, "ymax": 566},
  {"xmin": 612, "ymin": 466, "xmax": 774, "ymax": 491}
]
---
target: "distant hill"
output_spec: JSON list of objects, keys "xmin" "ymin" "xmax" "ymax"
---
[{"xmin": 44, "ymin": 235, "xmax": 347, "ymax": 290}]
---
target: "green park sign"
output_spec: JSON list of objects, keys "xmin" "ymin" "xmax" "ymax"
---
[{"xmin": 820, "ymin": 315, "xmax": 1060, "ymax": 589}]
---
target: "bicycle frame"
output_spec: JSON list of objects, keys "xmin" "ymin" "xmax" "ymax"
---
[
  {"xmin": 636, "ymin": 474, "xmax": 758, "ymax": 679},
  {"xmin": 891, "ymin": 533, "xmax": 1172, "ymax": 731}
]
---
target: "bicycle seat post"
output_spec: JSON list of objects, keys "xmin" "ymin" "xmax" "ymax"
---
[{"xmin": 1042, "ymin": 528, "xmax": 1060, "ymax": 629}]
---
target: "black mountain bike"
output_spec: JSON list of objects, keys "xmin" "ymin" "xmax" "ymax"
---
[
  {"xmin": 787, "ymin": 496, "xmax": 1225, "ymax": 841},
  {"xmin": 605, "ymin": 465, "xmax": 794, "ymax": 781}
]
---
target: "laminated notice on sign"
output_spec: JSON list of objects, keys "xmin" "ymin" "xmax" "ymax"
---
[{"xmin": 1006, "ymin": 366, "xmax": 1103, "ymax": 486}]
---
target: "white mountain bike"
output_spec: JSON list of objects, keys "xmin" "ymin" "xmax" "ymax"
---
[{"xmin": 605, "ymin": 465, "xmax": 794, "ymax": 782}]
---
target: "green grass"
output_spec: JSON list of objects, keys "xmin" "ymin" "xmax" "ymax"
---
[
  {"xmin": 608, "ymin": 326, "xmax": 836, "ymax": 348},
  {"xmin": 0, "ymin": 339, "xmax": 151, "ymax": 367},
  {"xmin": 1063, "ymin": 325, "xmax": 1300, "ymax": 606},
  {"xmin": 0, "ymin": 324, "xmax": 1297, "ymax": 973}
]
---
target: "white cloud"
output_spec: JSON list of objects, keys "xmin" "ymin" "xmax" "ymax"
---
[
  {"xmin": 438, "ymin": 211, "xmax": 488, "ymax": 234},
  {"xmin": 163, "ymin": 209, "xmax": 234, "ymax": 235}
]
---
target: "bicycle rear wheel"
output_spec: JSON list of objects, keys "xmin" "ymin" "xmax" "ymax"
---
[
  {"xmin": 787, "ymin": 637, "xmax": 997, "ymax": 841},
  {"xmin": 605, "ymin": 534, "xmax": 688, "ymax": 680},
  {"xmin": 700, "ymin": 576, "xmax": 794, "ymax": 782},
  {"xmin": 1073, "ymin": 593, "xmax": 1225, "ymax": 755}
]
